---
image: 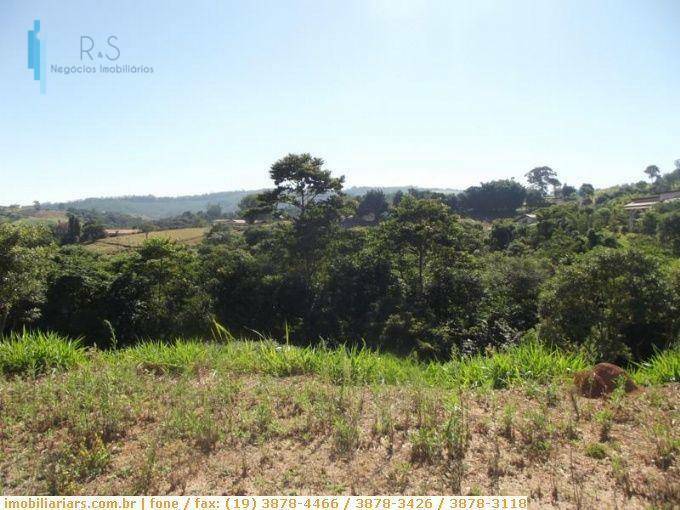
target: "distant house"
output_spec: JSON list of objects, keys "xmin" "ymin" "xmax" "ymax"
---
[
  {"xmin": 623, "ymin": 191, "xmax": 680, "ymax": 228},
  {"xmin": 623, "ymin": 191, "xmax": 680, "ymax": 212},
  {"xmin": 340, "ymin": 213, "xmax": 379, "ymax": 228},
  {"xmin": 104, "ymin": 228, "xmax": 142, "ymax": 237},
  {"xmin": 214, "ymin": 219, "xmax": 248, "ymax": 226}
]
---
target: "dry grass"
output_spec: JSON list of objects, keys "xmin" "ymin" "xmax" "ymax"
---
[
  {"xmin": 86, "ymin": 227, "xmax": 208, "ymax": 254},
  {"xmin": 0, "ymin": 352, "xmax": 677, "ymax": 507}
]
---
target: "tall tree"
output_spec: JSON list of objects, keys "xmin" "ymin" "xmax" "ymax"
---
[
  {"xmin": 525, "ymin": 166, "xmax": 559, "ymax": 195},
  {"xmin": 357, "ymin": 189, "xmax": 389, "ymax": 219},
  {"xmin": 251, "ymin": 154, "xmax": 347, "ymax": 330},
  {"xmin": 256, "ymin": 153, "xmax": 345, "ymax": 218},
  {"xmin": 0, "ymin": 224, "xmax": 54, "ymax": 333},
  {"xmin": 379, "ymin": 196, "xmax": 456, "ymax": 295},
  {"xmin": 460, "ymin": 180, "xmax": 527, "ymax": 214},
  {"xmin": 644, "ymin": 165, "xmax": 661, "ymax": 183},
  {"xmin": 579, "ymin": 183, "xmax": 595, "ymax": 197}
]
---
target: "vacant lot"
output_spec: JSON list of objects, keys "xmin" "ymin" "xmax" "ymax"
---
[
  {"xmin": 0, "ymin": 334, "xmax": 678, "ymax": 507},
  {"xmin": 87, "ymin": 227, "xmax": 209, "ymax": 253}
]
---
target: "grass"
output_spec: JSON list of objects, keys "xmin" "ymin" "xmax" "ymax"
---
[
  {"xmin": 87, "ymin": 227, "xmax": 208, "ymax": 254},
  {"xmin": 108, "ymin": 335, "xmax": 590, "ymax": 389},
  {"xmin": 0, "ymin": 331, "xmax": 86, "ymax": 375},
  {"xmin": 1, "ymin": 331, "xmax": 678, "ymax": 389},
  {"xmin": 0, "ymin": 331, "xmax": 677, "ymax": 501},
  {"xmin": 632, "ymin": 344, "xmax": 680, "ymax": 385},
  {"xmin": 585, "ymin": 442, "xmax": 607, "ymax": 460}
]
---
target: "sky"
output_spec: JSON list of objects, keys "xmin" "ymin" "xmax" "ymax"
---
[{"xmin": 1, "ymin": 0, "xmax": 679, "ymax": 205}]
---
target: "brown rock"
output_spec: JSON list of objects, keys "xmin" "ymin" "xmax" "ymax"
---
[{"xmin": 573, "ymin": 362, "xmax": 637, "ymax": 398}]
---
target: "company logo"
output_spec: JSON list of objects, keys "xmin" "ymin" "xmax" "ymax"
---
[
  {"xmin": 27, "ymin": 19, "xmax": 46, "ymax": 94},
  {"xmin": 25, "ymin": 20, "xmax": 153, "ymax": 93}
]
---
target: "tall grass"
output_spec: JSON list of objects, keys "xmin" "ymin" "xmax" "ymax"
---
[
  {"xmin": 633, "ymin": 344, "xmax": 680, "ymax": 385},
  {"xmin": 105, "ymin": 335, "xmax": 589, "ymax": 388},
  {"xmin": 0, "ymin": 331, "xmax": 86, "ymax": 375},
  {"xmin": 2, "ymin": 330, "xmax": 677, "ymax": 388}
]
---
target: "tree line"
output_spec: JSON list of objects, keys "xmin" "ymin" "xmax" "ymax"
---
[{"xmin": 1, "ymin": 154, "xmax": 679, "ymax": 363}]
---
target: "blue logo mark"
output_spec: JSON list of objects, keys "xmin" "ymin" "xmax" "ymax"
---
[{"xmin": 27, "ymin": 19, "xmax": 46, "ymax": 94}]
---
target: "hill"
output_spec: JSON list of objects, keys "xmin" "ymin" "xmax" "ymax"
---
[{"xmin": 43, "ymin": 187, "xmax": 461, "ymax": 219}]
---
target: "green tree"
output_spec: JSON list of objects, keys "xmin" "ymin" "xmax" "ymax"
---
[
  {"xmin": 64, "ymin": 214, "xmax": 81, "ymax": 244},
  {"xmin": 539, "ymin": 248, "xmax": 678, "ymax": 361},
  {"xmin": 256, "ymin": 153, "xmax": 345, "ymax": 217},
  {"xmin": 644, "ymin": 164, "xmax": 661, "ymax": 183},
  {"xmin": 80, "ymin": 221, "xmax": 106, "ymax": 243},
  {"xmin": 356, "ymin": 189, "xmax": 389, "ymax": 219},
  {"xmin": 525, "ymin": 166, "xmax": 558, "ymax": 195},
  {"xmin": 525, "ymin": 188, "xmax": 547, "ymax": 208},
  {"xmin": 0, "ymin": 224, "xmax": 54, "ymax": 333},
  {"xmin": 379, "ymin": 196, "xmax": 457, "ymax": 295},
  {"xmin": 579, "ymin": 183, "xmax": 595, "ymax": 197},
  {"xmin": 658, "ymin": 211, "xmax": 680, "ymax": 255},
  {"xmin": 561, "ymin": 184, "xmax": 577, "ymax": 199},
  {"xmin": 238, "ymin": 194, "xmax": 270, "ymax": 223},
  {"xmin": 105, "ymin": 238, "xmax": 211, "ymax": 343},
  {"xmin": 206, "ymin": 204, "xmax": 223, "ymax": 221},
  {"xmin": 40, "ymin": 246, "xmax": 113, "ymax": 341},
  {"xmin": 250, "ymin": 154, "xmax": 348, "ymax": 334},
  {"xmin": 489, "ymin": 220, "xmax": 515, "ymax": 250},
  {"xmin": 460, "ymin": 180, "xmax": 527, "ymax": 214}
]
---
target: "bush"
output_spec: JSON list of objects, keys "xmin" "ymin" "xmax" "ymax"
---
[
  {"xmin": 539, "ymin": 248, "xmax": 678, "ymax": 362},
  {"xmin": 0, "ymin": 331, "xmax": 86, "ymax": 375}
]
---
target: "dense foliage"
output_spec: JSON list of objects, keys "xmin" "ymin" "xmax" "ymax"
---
[{"xmin": 2, "ymin": 154, "xmax": 679, "ymax": 363}]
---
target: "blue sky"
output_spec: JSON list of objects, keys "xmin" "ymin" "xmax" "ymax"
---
[{"xmin": 1, "ymin": 0, "xmax": 678, "ymax": 205}]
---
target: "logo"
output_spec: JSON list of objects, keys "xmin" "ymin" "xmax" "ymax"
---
[
  {"xmin": 25, "ymin": 20, "xmax": 153, "ymax": 93},
  {"xmin": 27, "ymin": 20, "xmax": 47, "ymax": 94}
]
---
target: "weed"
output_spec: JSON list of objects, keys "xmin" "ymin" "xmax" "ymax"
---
[
  {"xmin": 544, "ymin": 383, "xmax": 559, "ymax": 407},
  {"xmin": 332, "ymin": 415, "xmax": 360, "ymax": 455},
  {"xmin": 40, "ymin": 435, "xmax": 110, "ymax": 495},
  {"xmin": 610, "ymin": 454, "xmax": 631, "ymax": 498},
  {"xmin": 501, "ymin": 404, "xmax": 516, "ymax": 440},
  {"xmin": 569, "ymin": 390, "xmax": 580, "ymax": 422},
  {"xmin": 131, "ymin": 439, "xmax": 159, "ymax": 495},
  {"xmin": 387, "ymin": 462, "xmax": 412, "ymax": 492},
  {"xmin": 409, "ymin": 427, "xmax": 441, "ymax": 463},
  {"xmin": 519, "ymin": 408, "xmax": 553, "ymax": 459},
  {"xmin": 584, "ymin": 442, "xmax": 607, "ymax": 460},
  {"xmin": 372, "ymin": 399, "xmax": 395, "ymax": 439},
  {"xmin": 650, "ymin": 420, "xmax": 679, "ymax": 470},
  {"xmin": 595, "ymin": 409, "xmax": 614, "ymax": 442}
]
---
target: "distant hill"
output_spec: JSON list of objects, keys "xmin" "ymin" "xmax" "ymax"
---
[
  {"xmin": 45, "ymin": 187, "xmax": 461, "ymax": 219},
  {"xmin": 46, "ymin": 191, "xmax": 265, "ymax": 219}
]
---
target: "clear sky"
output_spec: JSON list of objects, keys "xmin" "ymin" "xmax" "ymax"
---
[{"xmin": 1, "ymin": 0, "xmax": 679, "ymax": 205}]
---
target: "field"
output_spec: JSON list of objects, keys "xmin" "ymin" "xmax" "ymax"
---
[
  {"xmin": 0, "ymin": 332, "xmax": 678, "ymax": 507},
  {"xmin": 6, "ymin": 210, "xmax": 69, "ymax": 226},
  {"xmin": 87, "ymin": 227, "xmax": 209, "ymax": 253}
]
